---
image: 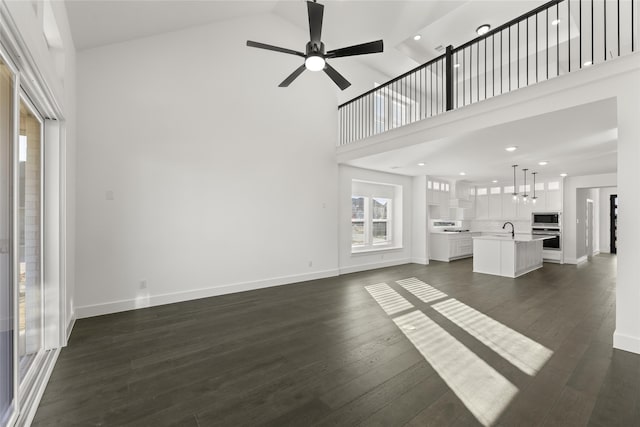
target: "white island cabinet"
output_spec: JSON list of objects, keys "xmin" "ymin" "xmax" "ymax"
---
[{"xmin": 472, "ymin": 235, "xmax": 552, "ymax": 278}]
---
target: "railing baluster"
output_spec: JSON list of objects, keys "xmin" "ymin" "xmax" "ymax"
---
[
  {"xmin": 557, "ymin": 2, "xmax": 560, "ymax": 76},
  {"xmin": 591, "ymin": 0, "xmax": 594, "ymax": 65},
  {"xmin": 492, "ymin": 34, "xmax": 495, "ymax": 97},
  {"xmin": 509, "ymin": 26, "xmax": 512, "ymax": 91},
  {"xmin": 580, "ymin": 0, "xmax": 583, "ymax": 68},
  {"xmin": 604, "ymin": 0, "xmax": 607, "ymax": 61},
  {"xmin": 517, "ymin": 21, "xmax": 520, "ymax": 89},
  {"xmin": 536, "ymin": 12, "xmax": 539, "ymax": 82},
  {"xmin": 476, "ymin": 43, "xmax": 480, "ymax": 102},
  {"xmin": 617, "ymin": 0, "xmax": 620, "ymax": 56},
  {"xmin": 568, "ymin": 0, "xmax": 571, "ymax": 72},
  {"xmin": 546, "ymin": 8, "xmax": 549, "ymax": 79}
]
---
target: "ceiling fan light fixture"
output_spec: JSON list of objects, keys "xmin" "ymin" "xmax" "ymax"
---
[
  {"xmin": 476, "ymin": 24, "xmax": 491, "ymax": 36},
  {"xmin": 305, "ymin": 55, "xmax": 325, "ymax": 71}
]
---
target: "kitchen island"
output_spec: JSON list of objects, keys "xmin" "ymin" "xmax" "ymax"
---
[{"xmin": 472, "ymin": 234, "xmax": 553, "ymax": 278}]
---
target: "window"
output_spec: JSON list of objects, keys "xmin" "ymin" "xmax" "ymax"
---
[
  {"xmin": 548, "ymin": 181, "xmax": 560, "ymax": 190},
  {"xmin": 372, "ymin": 198, "xmax": 391, "ymax": 244},
  {"xmin": 352, "ymin": 180, "xmax": 400, "ymax": 252},
  {"xmin": 351, "ymin": 196, "xmax": 365, "ymax": 246},
  {"xmin": 351, "ymin": 196, "xmax": 392, "ymax": 247},
  {"xmin": 490, "ymin": 187, "xmax": 501, "ymax": 194},
  {"xmin": 477, "ymin": 188, "xmax": 487, "ymax": 196}
]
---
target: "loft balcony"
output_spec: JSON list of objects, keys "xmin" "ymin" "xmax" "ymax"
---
[{"xmin": 337, "ymin": 0, "xmax": 637, "ymax": 147}]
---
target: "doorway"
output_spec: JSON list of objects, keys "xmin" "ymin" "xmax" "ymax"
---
[{"xmin": 610, "ymin": 194, "xmax": 617, "ymax": 254}]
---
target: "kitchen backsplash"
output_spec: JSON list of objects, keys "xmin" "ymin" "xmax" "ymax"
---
[{"xmin": 470, "ymin": 220, "xmax": 531, "ymax": 233}]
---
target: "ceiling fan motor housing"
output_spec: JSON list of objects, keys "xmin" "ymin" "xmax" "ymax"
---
[{"xmin": 306, "ymin": 41, "xmax": 325, "ymax": 57}]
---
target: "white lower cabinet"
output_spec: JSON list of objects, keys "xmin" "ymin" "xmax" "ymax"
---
[{"xmin": 429, "ymin": 233, "xmax": 476, "ymax": 262}]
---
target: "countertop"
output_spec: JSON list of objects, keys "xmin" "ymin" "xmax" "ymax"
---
[{"xmin": 473, "ymin": 234, "xmax": 555, "ymax": 242}]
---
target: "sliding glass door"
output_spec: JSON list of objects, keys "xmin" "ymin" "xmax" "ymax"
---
[
  {"xmin": 0, "ymin": 55, "xmax": 15, "ymax": 427},
  {"xmin": 17, "ymin": 97, "xmax": 43, "ymax": 382}
]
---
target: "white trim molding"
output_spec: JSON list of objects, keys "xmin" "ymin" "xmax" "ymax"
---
[
  {"xmin": 339, "ymin": 258, "xmax": 411, "ymax": 275},
  {"xmin": 613, "ymin": 330, "xmax": 640, "ymax": 355},
  {"xmin": 75, "ymin": 269, "xmax": 340, "ymax": 319}
]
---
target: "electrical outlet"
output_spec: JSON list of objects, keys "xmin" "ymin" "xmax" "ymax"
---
[
  {"xmin": 139, "ymin": 280, "xmax": 147, "ymax": 289},
  {"xmin": 308, "ymin": 261, "xmax": 313, "ymax": 267}
]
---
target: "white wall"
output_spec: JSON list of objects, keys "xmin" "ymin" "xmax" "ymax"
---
[
  {"xmin": 339, "ymin": 165, "xmax": 413, "ymax": 274},
  {"xmin": 599, "ymin": 187, "xmax": 617, "ymax": 253},
  {"xmin": 411, "ymin": 175, "xmax": 428, "ymax": 264},
  {"xmin": 563, "ymin": 173, "xmax": 616, "ymax": 264},
  {"xmin": 75, "ymin": 14, "xmax": 345, "ymax": 317}
]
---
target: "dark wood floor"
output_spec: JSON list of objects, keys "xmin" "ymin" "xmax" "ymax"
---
[{"xmin": 33, "ymin": 254, "xmax": 639, "ymax": 426}]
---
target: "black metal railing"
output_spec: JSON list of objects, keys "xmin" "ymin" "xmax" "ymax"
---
[{"xmin": 338, "ymin": 0, "xmax": 637, "ymax": 145}]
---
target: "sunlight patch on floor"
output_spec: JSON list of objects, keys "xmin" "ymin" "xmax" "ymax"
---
[
  {"xmin": 396, "ymin": 277, "xmax": 448, "ymax": 303},
  {"xmin": 394, "ymin": 310, "xmax": 519, "ymax": 426},
  {"xmin": 365, "ymin": 283, "xmax": 413, "ymax": 315},
  {"xmin": 432, "ymin": 298, "xmax": 553, "ymax": 376}
]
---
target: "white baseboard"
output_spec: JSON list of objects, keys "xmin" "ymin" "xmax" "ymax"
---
[
  {"xmin": 410, "ymin": 257, "xmax": 429, "ymax": 265},
  {"xmin": 75, "ymin": 268, "xmax": 339, "ymax": 319},
  {"xmin": 592, "ymin": 250, "xmax": 600, "ymax": 256},
  {"xmin": 339, "ymin": 258, "xmax": 411, "ymax": 275},
  {"xmin": 65, "ymin": 313, "xmax": 76, "ymax": 344},
  {"xmin": 613, "ymin": 330, "xmax": 640, "ymax": 355},
  {"xmin": 564, "ymin": 255, "xmax": 588, "ymax": 265}
]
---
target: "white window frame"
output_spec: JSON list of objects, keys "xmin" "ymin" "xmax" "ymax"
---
[{"xmin": 351, "ymin": 196, "xmax": 393, "ymax": 249}]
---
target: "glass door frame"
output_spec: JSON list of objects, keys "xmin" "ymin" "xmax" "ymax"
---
[
  {"xmin": 15, "ymin": 90, "xmax": 46, "ymax": 401},
  {"xmin": 0, "ymin": 40, "xmax": 18, "ymax": 427}
]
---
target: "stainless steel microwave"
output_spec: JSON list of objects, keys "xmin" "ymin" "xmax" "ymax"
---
[{"xmin": 532, "ymin": 212, "xmax": 560, "ymax": 227}]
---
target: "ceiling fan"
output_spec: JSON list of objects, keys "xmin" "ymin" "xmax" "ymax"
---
[{"xmin": 246, "ymin": 0, "xmax": 383, "ymax": 90}]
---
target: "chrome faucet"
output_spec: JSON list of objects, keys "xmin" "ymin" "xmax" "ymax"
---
[{"xmin": 503, "ymin": 222, "xmax": 515, "ymax": 239}]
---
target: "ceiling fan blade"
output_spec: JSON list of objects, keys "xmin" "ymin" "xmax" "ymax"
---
[
  {"xmin": 323, "ymin": 63, "xmax": 351, "ymax": 90},
  {"xmin": 307, "ymin": 1, "xmax": 324, "ymax": 44},
  {"xmin": 246, "ymin": 40, "xmax": 305, "ymax": 57},
  {"xmin": 326, "ymin": 40, "xmax": 384, "ymax": 58},
  {"xmin": 279, "ymin": 64, "xmax": 307, "ymax": 87}
]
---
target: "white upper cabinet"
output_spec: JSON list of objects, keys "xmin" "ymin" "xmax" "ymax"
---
[
  {"xmin": 488, "ymin": 186, "xmax": 502, "ymax": 219},
  {"xmin": 427, "ymin": 178, "xmax": 452, "ymax": 219},
  {"xmin": 475, "ymin": 187, "xmax": 488, "ymax": 219},
  {"xmin": 545, "ymin": 180, "xmax": 562, "ymax": 211},
  {"xmin": 470, "ymin": 178, "xmax": 563, "ymax": 221}
]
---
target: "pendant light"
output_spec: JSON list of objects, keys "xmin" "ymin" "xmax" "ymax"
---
[
  {"xmin": 532, "ymin": 172, "xmax": 538, "ymax": 204},
  {"xmin": 512, "ymin": 165, "xmax": 518, "ymax": 201},
  {"xmin": 522, "ymin": 168, "xmax": 529, "ymax": 203}
]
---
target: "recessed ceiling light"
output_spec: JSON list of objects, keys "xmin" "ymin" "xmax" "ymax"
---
[
  {"xmin": 476, "ymin": 24, "xmax": 491, "ymax": 36},
  {"xmin": 538, "ymin": 161, "xmax": 548, "ymax": 166},
  {"xmin": 417, "ymin": 162, "xmax": 425, "ymax": 166},
  {"xmin": 492, "ymin": 180, "xmax": 498, "ymax": 183},
  {"xmin": 551, "ymin": 19, "xmax": 561, "ymax": 26},
  {"xmin": 560, "ymin": 173, "xmax": 568, "ymax": 177},
  {"xmin": 414, "ymin": 34, "xmax": 422, "ymax": 41},
  {"xmin": 584, "ymin": 60, "xmax": 593, "ymax": 66},
  {"xmin": 459, "ymin": 172, "xmax": 466, "ymax": 176},
  {"xmin": 505, "ymin": 146, "xmax": 518, "ymax": 152},
  {"xmin": 454, "ymin": 63, "xmax": 461, "ymax": 68}
]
